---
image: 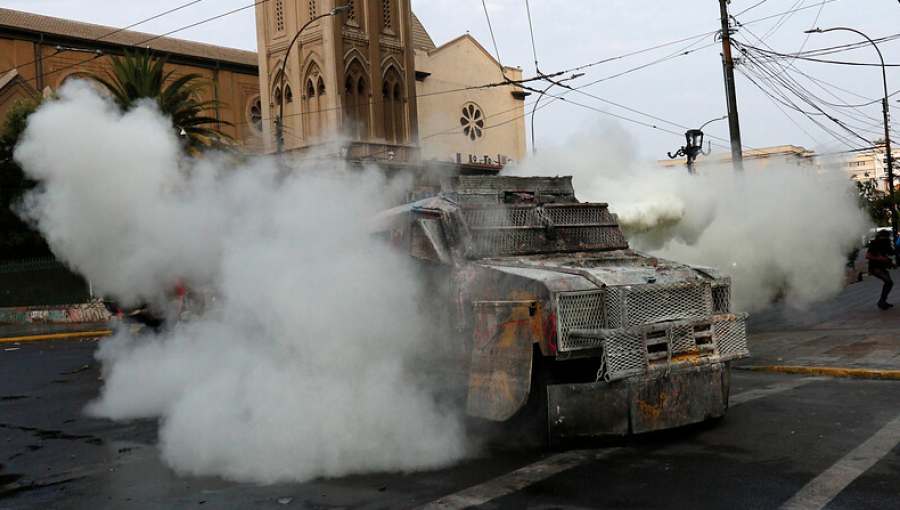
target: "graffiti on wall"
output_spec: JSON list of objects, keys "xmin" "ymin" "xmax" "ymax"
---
[{"xmin": 0, "ymin": 300, "xmax": 111, "ymax": 325}]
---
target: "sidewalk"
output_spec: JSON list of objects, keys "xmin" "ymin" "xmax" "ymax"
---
[{"xmin": 740, "ymin": 268, "xmax": 900, "ymax": 375}]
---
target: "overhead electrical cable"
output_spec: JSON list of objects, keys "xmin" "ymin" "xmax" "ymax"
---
[
  {"xmin": 733, "ymin": 34, "xmax": 883, "ymax": 125},
  {"xmin": 738, "ymin": 0, "xmax": 839, "ymax": 27},
  {"xmin": 524, "ymin": 0, "xmax": 541, "ymax": 72},
  {"xmin": 480, "ymin": 0, "xmax": 506, "ymax": 80},
  {"xmin": 12, "ymin": 0, "xmax": 270, "ymax": 88},
  {"xmin": 736, "ymin": 51, "xmax": 878, "ymax": 147},
  {"xmin": 734, "ymin": 0, "xmax": 771, "ymax": 18},
  {"xmin": 756, "ymin": 0, "xmax": 805, "ymax": 43}
]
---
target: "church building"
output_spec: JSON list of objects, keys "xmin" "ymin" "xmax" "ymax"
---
[
  {"xmin": 255, "ymin": 0, "xmax": 528, "ymax": 169},
  {"xmin": 1, "ymin": 2, "xmax": 527, "ymax": 171}
]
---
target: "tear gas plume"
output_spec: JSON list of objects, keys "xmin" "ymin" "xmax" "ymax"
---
[
  {"xmin": 15, "ymin": 81, "xmax": 468, "ymax": 483},
  {"xmin": 511, "ymin": 122, "xmax": 870, "ymax": 311}
]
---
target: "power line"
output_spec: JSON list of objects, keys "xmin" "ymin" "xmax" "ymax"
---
[
  {"xmin": 736, "ymin": 51, "xmax": 877, "ymax": 147},
  {"xmin": 738, "ymin": 0, "xmax": 840, "ymax": 27},
  {"xmin": 480, "ymin": 0, "xmax": 505, "ymax": 77},
  {"xmin": 734, "ymin": 0, "xmax": 771, "ymax": 18},
  {"xmin": 9, "ymin": 0, "xmax": 270, "ymax": 89},
  {"xmin": 755, "ymin": 0, "xmax": 805, "ymax": 43},
  {"xmin": 524, "ymin": 0, "xmax": 540, "ymax": 72}
]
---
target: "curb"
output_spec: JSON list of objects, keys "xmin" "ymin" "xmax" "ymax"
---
[
  {"xmin": 739, "ymin": 365, "xmax": 900, "ymax": 381},
  {"xmin": 0, "ymin": 330, "xmax": 112, "ymax": 343}
]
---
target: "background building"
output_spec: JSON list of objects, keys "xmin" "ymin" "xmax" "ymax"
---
[
  {"xmin": 0, "ymin": 8, "xmax": 264, "ymax": 152},
  {"xmin": 660, "ymin": 145, "xmax": 818, "ymax": 175},
  {"xmin": 838, "ymin": 140, "xmax": 899, "ymax": 193}
]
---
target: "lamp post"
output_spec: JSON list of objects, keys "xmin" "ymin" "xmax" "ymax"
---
[
  {"xmin": 667, "ymin": 116, "xmax": 727, "ymax": 174},
  {"xmin": 530, "ymin": 73, "xmax": 583, "ymax": 154},
  {"xmin": 806, "ymin": 27, "xmax": 898, "ymax": 241},
  {"xmin": 275, "ymin": 5, "xmax": 350, "ymax": 155}
]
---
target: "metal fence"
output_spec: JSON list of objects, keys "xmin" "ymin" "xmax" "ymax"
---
[{"xmin": 0, "ymin": 257, "xmax": 91, "ymax": 307}]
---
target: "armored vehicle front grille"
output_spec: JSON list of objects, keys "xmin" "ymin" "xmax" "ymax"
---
[
  {"xmin": 441, "ymin": 176, "xmax": 576, "ymax": 204},
  {"xmin": 556, "ymin": 282, "xmax": 724, "ymax": 351},
  {"xmin": 622, "ymin": 283, "xmax": 714, "ymax": 327},
  {"xmin": 556, "ymin": 291, "xmax": 606, "ymax": 351},
  {"xmin": 554, "ymin": 283, "xmax": 748, "ymax": 381},
  {"xmin": 464, "ymin": 207, "xmax": 535, "ymax": 228},
  {"xmin": 712, "ymin": 283, "xmax": 731, "ymax": 314},
  {"xmin": 712, "ymin": 315, "xmax": 748, "ymax": 361},
  {"xmin": 545, "ymin": 205, "xmax": 617, "ymax": 225},
  {"xmin": 562, "ymin": 315, "xmax": 749, "ymax": 381},
  {"xmin": 462, "ymin": 204, "xmax": 628, "ymax": 257}
]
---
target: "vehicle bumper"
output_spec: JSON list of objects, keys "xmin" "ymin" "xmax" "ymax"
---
[{"xmin": 547, "ymin": 362, "xmax": 730, "ymax": 438}]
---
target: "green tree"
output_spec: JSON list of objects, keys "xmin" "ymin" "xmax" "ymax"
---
[
  {"xmin": 89, "ymin": 50, "xmax": 234, "ymax": 155},
  {"xmin": 856, "ymin": 173, "xmax": 898, "ymax": 227},
  {"xmin": 0, "ymin": 97, "xmax": 52, "ymax": 260},
  {"xmin": 0, "ymin": 96, "xmax": 41, "ymax": 163}
]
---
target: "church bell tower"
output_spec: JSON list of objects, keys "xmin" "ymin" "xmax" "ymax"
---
[{"xmin": 255, "ymin": 0, "xmax": 420, "ymax": 161}]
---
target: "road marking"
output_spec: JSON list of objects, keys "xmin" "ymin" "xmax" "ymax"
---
[
  {"xmin": 412, "ymin": 448, "xmax": 620, "ymax": 510},
  {"xmin": 729, "ymin": 377, "xmax": 822, "ymax": 407},
  {"xmin": 780, "ymin": 412, "xmax": 900, "ymax": 510},
  {"xmin": 414, "ymin": 380, "xmax": 815, "ymax": 509}
]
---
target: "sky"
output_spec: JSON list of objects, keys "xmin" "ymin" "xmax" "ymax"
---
[{"xmin": 4, "ymin": 0, "xmax": 899, "ymax": 161}]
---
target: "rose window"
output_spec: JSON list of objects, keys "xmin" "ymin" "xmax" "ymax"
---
[{"xmin": 460, "ymin": 103, "xmax": 484, "ymax": 141}]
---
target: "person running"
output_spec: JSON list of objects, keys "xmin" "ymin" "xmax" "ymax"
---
[{"xmin": 866, "ymin": 230, "xmax": 898, "ymax": 309}]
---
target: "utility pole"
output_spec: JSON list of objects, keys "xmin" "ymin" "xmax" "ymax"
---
[{"xmin": 718, "ymin": 0, "xmax": 744, "ymax": 172}]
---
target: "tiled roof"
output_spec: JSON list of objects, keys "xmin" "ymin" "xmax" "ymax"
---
[
  {"xmin": 0, "ymin": 8, "xmax": 257, "ymax": 68},
  {"xmin": 410, "ymin": 12, "xmax": 435, "ymax": 51}
]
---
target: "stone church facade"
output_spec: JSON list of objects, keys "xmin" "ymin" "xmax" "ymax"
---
[
  {"xmin": 255, "ymin": 0, "xmax": 421, "ymax": 162},
  {"xmin": 255, "ymin": 0, "xmax": 527, "ymax": 168}
]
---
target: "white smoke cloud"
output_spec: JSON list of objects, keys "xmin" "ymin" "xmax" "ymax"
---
[
  {"xmin": 509, "ymin": 121, "xmax": 870, "ymax": 311},
  {"xmin": 15, "ymin": 81, "xmax": 468, "ymax": 483}
]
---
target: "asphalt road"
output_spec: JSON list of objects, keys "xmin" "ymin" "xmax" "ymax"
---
[{"xmin": 2, "ymin": 338, "xmax": 900, "ymax": 510}]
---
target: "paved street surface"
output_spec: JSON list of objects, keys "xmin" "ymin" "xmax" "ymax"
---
[{"xmin": 1, "ymin": 271, "xmax": 898, "ymax": 509}]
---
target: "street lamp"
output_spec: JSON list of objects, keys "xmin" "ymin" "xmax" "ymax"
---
[
  {"xmin": 806, "ymin": 27, "xmax": 899, "ymax": 241},
  {"xmin": 667, "ymin": 116, "xmax": 727, "ymax": 174},
  {"xmin": 530, "ymin": 73, "xmax": 583, "ymax": 154},
  {"xmin": 275, "ymin": 5, "xmax": 351, "ymax": 155}
]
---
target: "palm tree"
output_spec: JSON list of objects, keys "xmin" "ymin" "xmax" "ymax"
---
[{"xmin": 89, "ymin": 50, "xmax": 234, "ymax": 155}]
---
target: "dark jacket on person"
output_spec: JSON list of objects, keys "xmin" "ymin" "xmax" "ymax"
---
[{"xmin": 867, "ymin": 235, "xmax": 896, "ymax": 270}]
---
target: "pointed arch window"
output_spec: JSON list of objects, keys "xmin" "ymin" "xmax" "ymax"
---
[
  {"xmin": 343, "ymin": 63, "xmax": 370, "ymax": 140},
  {"xmin": 249, "ymin": 97, "xmax": 263, "ymax": 134},
  {"xmin": 303, "ymin": 64, "xmax": 327, "ymax": 141},
  {"xmin": 382, "ymin": 68, "xmax": 406, "ymax": 144}
]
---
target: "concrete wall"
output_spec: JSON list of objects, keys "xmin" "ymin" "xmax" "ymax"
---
[
  {"xmin": 0, "ymin": 301, "xmax": 112, "ymax": 324},
  {"xmin": 415, "ymin": 35, "xmax": 527, "ymax": 166}
]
